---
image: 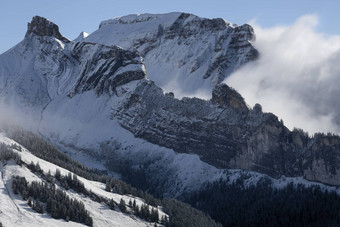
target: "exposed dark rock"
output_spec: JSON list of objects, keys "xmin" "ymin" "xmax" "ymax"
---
[
  {"xmin": 165, "ymin": 13, "xmax": 191, "ymax": 39},
  {"xmin": 70, "ymin": 42, "xmax": 146, "ymax": 96},
  {"xmin": 253, "ymin": 103, "xmax": 262, "ymax": 112},
  {"xmin": 212, "ymin": 83, "xmax": 248, "ymax": 112},
  {"xmin": 25, "ymin": 16, "xmax": 70, "ymax": 43}
]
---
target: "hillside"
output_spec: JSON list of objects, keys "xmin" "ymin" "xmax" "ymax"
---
[
  {"xmin": 0, "ymin": 125, "xmax": 220, "ymax": 227},
  {"xmin": 0, "ymin": 131, "xmax": 164, "ymax": 227}
]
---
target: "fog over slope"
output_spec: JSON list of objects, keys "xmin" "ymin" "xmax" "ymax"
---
[{"xmin": 226, "ymin": 15, "xmax": 340, "ymax": 134}]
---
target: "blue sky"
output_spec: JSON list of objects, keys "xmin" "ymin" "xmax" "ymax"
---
[{"xmin": 0, "ymin": 0, "xmax": 339, "ymax": 54}]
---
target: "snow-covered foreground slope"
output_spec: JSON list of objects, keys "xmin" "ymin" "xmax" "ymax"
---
[
  {"xmin": 0, "ymin": 133, "xmax": 164, "ymax": 227},
  {"xmin": 0, "ymin": 162, "xmax": 85, "ymax": 227}
]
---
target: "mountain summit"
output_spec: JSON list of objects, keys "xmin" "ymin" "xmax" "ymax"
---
[
  {"xmin": 25, "ymin": 15, "xmax": 70, "ymax": 42},
  {"xmin": 86, "ymin": 12, "xmax": 258, "ymax": 96}
]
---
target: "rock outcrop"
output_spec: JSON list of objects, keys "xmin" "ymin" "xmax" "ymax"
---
[
  {"xmin": 70, "ymin": 42, "xmax": 146, "ymax": 96},
  {"xmin": 114, "ymin": 80, "xmax": 340, "ymax": 186},
  {"xmin": 25, "ymin": 16, "xmax": 70, "ymax": 43},
  {"xmin": 212, "ymin": 83, "xmax": 248, "ymax": 112}
]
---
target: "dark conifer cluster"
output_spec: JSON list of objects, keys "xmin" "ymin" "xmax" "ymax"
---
[
  {"xmin": 184, "ymin": 177, "xmax": 340, "ymax": 226},
  {"xmin": 124, "ymin": 198, "xmax": 161, "ymax": 223},
  {"xmin": 26, "ymin": 161, "xmax": 104, "ymax": 204},
  {"xmin": 12, "ymin": 176, "xmax": 93, "ymax": 226},
  {"xmin": 162, "ymin": 198, "xmax": 222, "ymax": 227},
  {"xmin": 0, "ymin": 142, "xmax": 21, "ymax": 164},
  {"xmin": 104, "ymin": 178, "xmax": 159, "ymax": 206},
  {"xmin": 26, "ymin": 160, "xmax": 164, "ymax": 225}
]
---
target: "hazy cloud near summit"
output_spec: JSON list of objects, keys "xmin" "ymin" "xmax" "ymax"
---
[{"xmin": 225, "ymin": 15, "xmax": 340, "ymax": 134}]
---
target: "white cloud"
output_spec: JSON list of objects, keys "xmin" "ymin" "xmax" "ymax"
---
[{"xmin": 225, "ymin": 15, "xmax": 340, "ymax": 134}]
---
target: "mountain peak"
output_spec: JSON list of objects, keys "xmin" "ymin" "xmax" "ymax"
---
[
  {"xmin": 73, "ymin": 31, "xmax": 89, "ymax": 42},
  {"xmin": 25, "ymin": 16, "xmax": 70, "ymax": 42},
  {"xmin": 89, "ymin": 12, "xmax": 258, "ymax": 95}
]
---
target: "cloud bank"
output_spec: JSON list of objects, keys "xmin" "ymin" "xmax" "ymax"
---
[{"xmin": 225, "ymin": 15, "xmax": 340, "ymax": 134}]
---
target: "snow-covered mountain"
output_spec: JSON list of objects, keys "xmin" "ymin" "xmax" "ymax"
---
[
  {"xmin": 1, "ymin": 14, "xmax": 340, "ymax": 226},
  {"xmin": 1, "ymin": 13, "xmax": 340, "ymax": 189},
  {"xmin": 0, "ymin": 14, "xmax": 261, "ymax": 198},
  {"xmin": 85, "ymin": 12, "xmax": 258, "ymax": 97}
]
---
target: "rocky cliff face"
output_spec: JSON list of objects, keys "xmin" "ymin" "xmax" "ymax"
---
[
  {"xmin": 114, "ymin": 80, "xmax": 340, "ymax": 186},
  {"xmin": 69, "ymin": 42, "xmax": 146, "ymax": 96},
  {"xmin": 86, "ymin": 12, "xmax": 258, "ymax": 96},
  {"xmin": 25, "ymin": 16, "xmax": 70, "ymax": 43}
]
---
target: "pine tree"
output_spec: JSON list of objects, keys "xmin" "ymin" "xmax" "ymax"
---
[
  {"xmin": 133, "ymin": 201, "xmax": 139, "ymax": 215},
  {"xmin": 105, "ymin": 182, "xmax": 111, "ymax": 192},
  {"xmin": 151, "ymin": 208, "xmax": 159, "ymax": 222},
  {"xmin": 161, "ymin": 215, "xmax": 169, "ymax": 225},
  {"xmin": 28, "ymin": 197, "xmax": 32, "ymax": 207},
  {"xmin": 119, "ymin": 198, "xmax": 127, "ymax": 213},
  {"xmin": 55, "ymin": 168, "xmax": 61, "ymax": 180},
  {"xmin": 33, "ymin": 200, "xmax": 44, "ymax": 214},
  {"xmin": 35, "ymin": 162, "xmax": 42, "ymax": 173},
  {"xmin": 109, "ymin": 199, "xmax": 115, "ymax": 210}
]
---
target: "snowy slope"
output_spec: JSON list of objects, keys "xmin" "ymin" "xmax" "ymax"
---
[
  {"xmin": 0, "ymin": 132, "xmax": 164, "ymax": 227},
  {"xmin": 0, "ymin": 37, "xmax": 50, "ymax": 120},
  {"xmin": 86, "ymin": 12, "xmax": 257, "ymax": 98}
]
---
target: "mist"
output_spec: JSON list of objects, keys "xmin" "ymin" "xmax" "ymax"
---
[
  {"xmin": 0, "ymin": 99, "xmax": 43, "ymax": 134},
  {"xmin": 225, "ymin": 15, "xmax": 340, "ymax": 135}
]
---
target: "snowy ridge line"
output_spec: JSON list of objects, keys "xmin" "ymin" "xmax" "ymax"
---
[{"xmin": 99, "ymin": 13, "xmax": 182, "ymax": 28}]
